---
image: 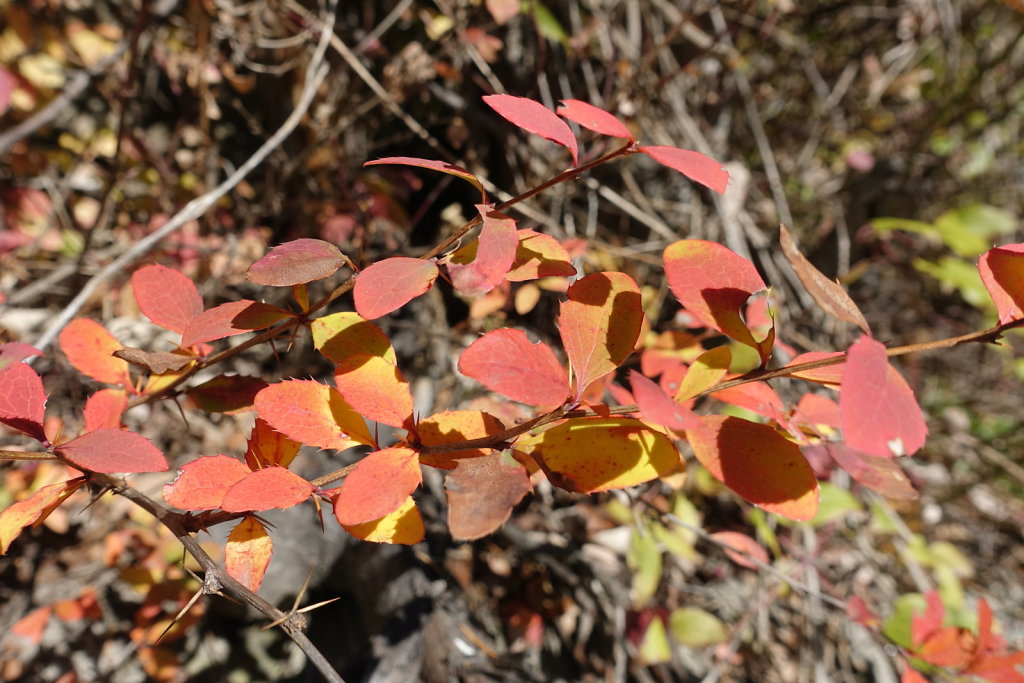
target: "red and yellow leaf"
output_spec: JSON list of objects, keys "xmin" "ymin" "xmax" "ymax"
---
[
  {"xmin": 225, "ymin": 516, "xmax": 273, "ymax": 592},
  {"xmin": 340, "ymin": 495, "xmax": 424, "ymax": 545},
  {"xmin": 518, "ymin": 417, "xmax": 680, "ymax": 493},
  {"xmin": 364, "ymin": 157, "xmax": 486, "ymax": 201},
  {"xmin": 59, "ymin": 318, "xmax": 133, "ymax": 387},
  {"xmin": 483, "ymin": 94, "xmax": 578, "ymax": 165},
  {"xmin": 504, "ymin": 229, "xmax": 577, "ymax": 281},
  {"xmin": 840, "ymin": 336, "xmax": 927, "ymax": 457},
  {"xmin": 333, "ymin": 354, "xmax": 414, "ymax": 429},
  {"xmin": 1, "ymin": 478, "xmax": 85, "ymax": 554},
  {"xmin": 417, "ymin": 410, "xmax": 506, "ymax": 470},
  {"xmin": 447, "ymin": 206, "xmax": 519, "ymax": 296},
  {"xmin": 686, "ymin": 416, "xmax": 818, "ymax": 521},
  {"xmin": 458, "ymin": 328, "xmax": 570, "ymax": 408},
  {"xmin": 710, "ymin": 381, "xmax": 786, "ymax": 421},
  {"xmin": 163, "ymin": 455, "xmax": 252, "ymax": 510},
  {"xmin": 332, "ymin": 447, "xmax": 422, "ymax": 526},
  {"xmin": 56, "ymin": 428, "xmax": 168, "ymax": 473},
  {"xmin": 83, "ymin": 388, "xmax": 127, "ymax": 432},
  {"xmin": 180, "ymin": 300, "xmax": 292, "ymax": 348},
  {"xmin": 675, "ymin": 346, "xmax": 731, "ymax": 401},
  {"xmin": 254, "ymin": 380, "xmax": 375, "ymax": 451},
  {"xmin": 0, "ymin": 361, "xmax": 47, "ymax": 442},
  {"xmin": 978, "ymin": 243, "xmax": 1024, "ymax": 323},
  {"xmin": 639, "ymin": 146, "xmax": 729, "ymax": 194},
  {"xmin": 311, "ymin": 312, "xmax": 396, "ymax": 365},
  {"xmin": 353, "ymin": 257, "xmax": 439, "ymax": 320},
  {"xmin": 245, "ymin": 418, "xmax": 301, "ymax": 470},
  {"xmin": 556, "ymin": 99, "xmax": 633, "ymax": 140},
  {"xmin": 247, "ymin": 238, "xmax": 348, "ymax": 286},
  {"xmin": 558, "ymin": 272, "xmax": 642, "ymax": 399},
  {"xmin": 221, "ymin": 466, "xmax": 314, "ymax": 512},
  {"xmin": 131, "ymin": 264, "xmax": 203, "ymax": 334},
  {"xmin": 446, "ymin": 450, "xmax": 532, "ymax": 540}
]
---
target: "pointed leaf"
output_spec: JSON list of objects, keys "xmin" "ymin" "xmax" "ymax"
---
[
  {"xmin": 1, "ymin": 478, "xmax": 86, "ymax": 554},
  {"xmin": 558, "ymin": 272, "xmax": 643, "ymax": 398},
  {"xmin": 978, "ymin": 244, "xmax": 1024, "ymax": 323},
  {"xmin": 333, "ymin": 354, "xmax": 414, "ymax": 429},
  {"xmin": 557, "ymin": 99, "xmax": 633, "ymax": 139},
  {"xmin": 332, "ymin": 447, "xmax": 422, "ymax": 525},
  {"xmin": 113, "ymin": 347, "xmax": 194, "ymax": 374},
  {"xmin": 518, "ymin": 417, "xmax": 680, "ymax": 493},
  {"xmin": 339, "ymin": 495, "xmax": 424, "ymax": 545},
  {"xmin": 311, "ymin": 312, "xmax": 396, "ymax": 365},
  {"xmin": 447, "ymin": 206, "xmax": 519, "ymax": 296},
  {"xmin": 709, "ymin": 530, "xmax": 770, "ymax": 569},
  {"xmin": 254, "ymin": 380, "xmax": 375, "ymax": 451},
  {"xmin": 353, "ymin": 257, "xmax": 439, "ymax": 319},
  {"xmin": 131, "ymin": 264, "xmax": 203, "ymax": 334},
  {"xmin": 911, "ymin": 590, "xmax": 946, "ymax": 646},
  {"xmin": 56, "ymin": 428, "xmax": 168, "ymax": 473},
  {"xmin": 0, "ymin": 361, "xmax": 47, "ymax": 442},
  {"xmin": 840, "ymin": 336, "xmax": 927, "ymax": 457},
  {"xmin": 363, "ymin": 157, "xmax": 485, "ymax": 200},
  {"xmin": 687, "ymin": 416, "xmax": 818, "ymax": 521},
  {"xmin": 668, "ymin": 607, "xmax": 728, "ymax": 647},
  {"xmin": 245, "ymin": 418, "xmax": 301, "ymax": 470},
  {"xmin": 675, "ymin": 346, "xmax": 731, "ymax": 400},
  {"xmin": 505, "ymin": 229, "xmax": 577, "ymax": 281},
  {"xmin": 163, "ymin": 455, "xmax": 251, "ymax": 510},
  {"xmin": 186, "ymin": 375, "xmax": 268, "ymax": 413},
  {"xmin": 816, "ymin": 442, "xmax": 918, "ymax": 500},
  {"xmin": 83, "ymin": 388, "xmax": 127, "ymax": 432},
  {"xmin": 458, "ymin": 328, "xmax": 569, "ymax": 408},
  {"xmin": 779, "ymin": 225, "xmax": 871, "ymax": 334},
  {"xmin": 446, "ymin": 450, "xmax": 532, "ymax": 540},
  {"xmin": 221, "ymin": 466, "xmax": 314, "ymax": 512},
  {"xmin": 180, "ymin": 300, "xmax": 292, "ymax": 348},
  {"xmin": 483, "ymin": 94, "xmax": 578, "ymax": 165},
  {"xmin": 639, "ymin": 146, "xmax": 728, "ymax": 194},
  {"xmin": 417, "ymin": 410, "xmax": 506, "ymax": 470},
  {"xmin": 59, "ymin": 318, "xmax": 133, "ymax": 387},
  {"xmin": 225, "ymin": 516, "xmax": 273, "ymax": 592},
  {"xmin": 247, "ymin": 238, "xmax": 348, "ymax": 286}
]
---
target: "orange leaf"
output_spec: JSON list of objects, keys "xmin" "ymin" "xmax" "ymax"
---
[
  {"xmin": 59, "ymin": 318, "xmax": 133, "ymax": 387},
  {"xmin": 505, "ymin": 229, "xmax": 577, "ymax": 281},
  {"xmin": 978, "ymin": 243, "xmax": 1024, "ymax": 323},
  {"xmin": 686, "ymin": 416, "xmax": 819, "ymax": 521},
  {"xmin": 83, "ymin": 388, "xmax": 127, "ymax": 432},
  {"xmin": 353, "ymin": 257, "xmax": 439, "ymax": 320},
  {"xmin": 639, "ymin": 146, "xmax": 729, "ymax": 194},
  {"xmin": 333, "ymin": 354, "xmax": 414, "ymax": 429},
  {"xmin": 417, "ymin": 410, "xmax": 507, "ymax": 469},
  {"xmin": 339, "ymin": 495, "xmax": 424, "ymax": 545},
  {"xmin": 484, "ymin": 94, "xmax": 578, "ymax": 166},
  {"xmin": 558, "ymin": 272, "xmax": 642, "ymax": 400},
  {"xmin": 1, "ymin": 478, "xmax": 85, "ymax": 554},
  {"xmin": 709, "ymin": 531, "xmax": 770, "ymax": 569},
  {"xmin": 244, "ymin": 418, "xmax": 301, "ymax": 469},
  {"xmin": 11, "ymin": 605, "xmax": 53, "ymax": 644},
  {"xmin": 247, "ymin": 238, "xmax": 348, "ymax": 286},
  {"xmin": 518, "ymin": 417, "xmax": 680, "ymax": 493},
  {"xmin": 447, "ymin": 206, "xmax": 519, "ymax": 296},
  {"xmin": 458, "ymin": 328, "xmax": 570, "ymax": 409},
  {"xmin": 56, "ymin": 428, "xmax": 168, "ymax": 473},
  {"xmin": 225, "ymin": 516, "xmax": 273, "ymax": 592},
  {"xmin": 556, "ymin": 99, "xmax": 633, "ymax": 139},
  {"xmin": 221, "ymin": 467, "xmax": 314, "ymax": 512},
  {"xmin": 446, "ymin": 450, "xmax": 532, "ymax": 540},
  {"xmin": 0, "ymin": 361, "xmax": 47, "ymax": 442},
  {"xmin": 180, "ymin": 300, "xmax": 292, "ymax": 348},
  {"xmin": 332, "ymin": 447, "xmax": 422, "ymax": 526},
  {"xmin": 311, "ymin": 312, "xmax": 396, "ymax": 365},
  {"xmin": 131, "ymin": 264, "xmax": 203, "ymax": 334},
  {"xmin": 254, "ymin": 379, "xmax": 376, "ymax": 451},
  {"xmin": 162, "ymin": 455, "xmax": 251, "ymax": 510}
]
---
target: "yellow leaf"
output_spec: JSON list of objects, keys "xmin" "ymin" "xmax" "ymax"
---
[
  {"xmin": 225, "ymin": 516, "xmax": 273, "ymax": 592},
  {"xmin": 342, "ymin": 496, "xmax": 424, "ymax": 544},
  {"xmin": 18, "ymin": 53, "xmax": 65, "ymax": 90}
]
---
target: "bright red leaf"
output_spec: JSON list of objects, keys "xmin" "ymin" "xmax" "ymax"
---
[
  {"xmin": 0, "ymin": 361, "xmax": 47, "ymax": 442},
  {"xmin": 840, "ymin": 336, "xmax": 927, "ymax": 458},
  {"xmin": 363, "ymin": 157, "xmax": 486, "ymax": 201},
  {"xmin": 558, "ymin": 272, "xmax": 643, "ymax": 400},
  {"xmin": 709, "ymin": 531, "xmax": 770, "ymax": 569},
  {"xmin": 447, "ymin": 206, "xmax": 519, "ymax": 296},
  {"xmin": 56, "ymin": 428, "xmax": 168, "ymax": 473},
  {"xmin": 180, "ymin": 300, "xmax": 292, "ymax": 348},
  {"xmin": 504, "ymin": 229, "xmax": 577, "ymax": 281},
  {"xmin": 131, "ymin": 264, "xmax": 203, "ymax": 334},
  {"xmin": 784, "ymin": 351, "xmax": 845, "ymax": 386},
  {"xmin": 639, "ymin": 146, "xmax": 729, "ymax": 194},
  {"xmin": 978, "ymin": 243, "xmax": 1024, "ymax": 324},
  {"xmin": 163, "ymin": 454, "xmax": 251, "ymax": 510},
  {"xmin": 333, "ymin": 447, "xmax": 422, "ymax": 525},
  {"xmin": 556, "ymin": 99, "xmax": 633, "ymax": 140},
  {"xmin": 254, "ymin": 380, "xmax": 375, "ymax": 451},
  {"xmin": 353, "ymin": 257, "xmax": 439, "ymax": 320},
  {"xmin": 221, "ymin": 466, "xmax": 314, "ymax": 512},
  {"xmin": 483, "ymin": 94, "xmax": 579, "ymax": 165},
  {"xmin": 83, "ymin": 388, "xmax": 127, "ymax": 432},
  {"xmin": 59, "ymin": 318, "xmax": 133, "ymax": 387},
  {"xmin": 333, "ymin": 354, "xmax": 414, "ymax": 429},
  {"xmin": 247, "ymin": 238, "xmax": 348, "ymax": 286},
  {"xmin": 225, "ymin": 516, "xmax": 273, "ymax": 592},
  {"xmin": 458, "ymin": 328, "xmax": 570, "ymax": 408},
  {"xmin": 446, "ymin": 450, "xmax": 532, "ymax": 540}
]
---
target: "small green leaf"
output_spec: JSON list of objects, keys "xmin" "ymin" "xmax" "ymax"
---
[
  {"xmin": 882, "ymin": 593, "xmax": 927, "ymax": 649},
  {"xmin": 811, "ymin": 482, "xmax": 862, "ymax": 527},
  {"xmin": 669, "ymin": 607, "xmax": 728, "ymax": 647},
  {"xmin": 638, "ymin": 615, "xmax": 672, "ymax": 664},
  {"xmin": 628, "ymin": 529, "xmax": 662, "ymax": 605}
]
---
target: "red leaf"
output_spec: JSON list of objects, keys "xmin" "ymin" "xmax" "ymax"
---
[
  {"xmin": 840, "ymin": 336, "xmax": 927, "ymax": 457},
  {"xmin": 629, "ymin": 371, "xmax": 695, "ymax": 431},
  {"xmin": 483, "ymin": 94, "xmax": 579, "ymax": 165},
  {"xmin": 180, "ymin": 300, "xmax": 292, "ymax": 348},
  {"xmin": 0, "ymin": 341, "xmax": 43, "ymax": 370},
  {"xmin": 663, "ymin": 240, "xmax": 768, "ymax": 356},
  {"xmin": 709, "ymin": 382, "xmax": 786, "ymax": 421},
  {"xmin": 639, "ymin": 146, "xmax": 729, "ymax": 194},
  {"xmin": 558, "ymin": 272, "xmax": 643, "ymax": 399},
  {"xmin": 0, "ymin": 361, "xmax": 47, "ymax": 442},
  {"xmin": 11, "ymin": 606, "xmax": 52, "ymax": 644},
  {"xmin": 846, "ymin": 596, "xmax": 881, "ymax": 628},
  {"xmin": 332, "ymin": 447, "xmax": 422, "ymax": 525},
  {"xmin": 978, "ymin": 244, "xmax": 1024, "ymax": 324},
  {"xmin": 163, "ymin": 454, "xmax": 251, "ymax": 510},
  {"xmin": 1, "ymin": 478, "xmax": 86, "ymax": 554},
  {"xmin": 56, "ymin": 428, "xmax": 168, "ymax": 473},
  {"xmin": 254, "ymin": 379, "xmax": 376, "ymax": 451},
  {"xmin": 58, "ymin": 318, "xmax": 133, "ymax": 387},
  {"xmin": 556, "ymin": 99, "xmax": 633, "ymax": 140},
  {"xmin": 131, "ymin": 264, "xmax": 203, "ymax": 334},
  {"xmin": 186, "ymin": 374, "xmax": 268, "ymax": 413},
  {"xmin": 364, "ymin": 157, "xmax": 486, "ymax": 200},
  {"xmin": 245, "ymin": 418, "xmax": 301, "ymax": 470},
  {"xmin": 225, "ymin": 516, "xmax": 273, "ymax": 592},
  {"xmin": 447, "ymin": 206, "xmax": 519, "ymax": 296},
  {"xmin": 0, "ymin": 67, "xmax": 16, "ymax": 117},
  {"xmin": 911, "ymin": 590, "xmax": 946, "ymax": 646},
  {"xmin": 247, "ymin": 238, "xmax": 348, "ymax": 286},
  {"xmin": 446, "ymin": 450, "xmax": 532, "ymax": 540},
  {"xmin": 333, "ymin": 354, "xmax": 414, "ymax": 429},
  {"xmin": 458, "ymin": 328, "xmax": 570, "ymax": 408},
  {"xmin": 221, "ymin": 467, "xmax": 314, "ymax": 512},
  {"xmin": 687, "ymin": 416, "xmax": 819, "ymax": 521},
  {"xmin": 816, "ymin": 442, "xmax": 918, "ymax": 500},
  {"xmin": 709, "ymin": 531, "xmax": 770, "ymax": 569},
  {"xmin": 791, "ymin": 393, "xmax": 841, "ymax": 430},
  {"xmin": 504, "ymin": 229, "xmax": 577, "ymax": 281},
  {"xmin": 784, "ymin": 351, "xmax": 846, "ymax": 386},
  {"xmin": 353, "ymin": 257, "xmax": 439, "ymax": 320},
  {"xmin": 83, "ymin": 388, "xmax": 127, "ymax": 432}
]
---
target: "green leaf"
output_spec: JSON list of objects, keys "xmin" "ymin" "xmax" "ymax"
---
[
  {"xmin": 669, "ymin": 607, "xmax": 728, "ymax": 647},
  {"xmin": 628, "ymin": 529, "xmax": 662, "ymax": 605},
  {"xmin": 811, "ymin": 482, "xmax": 862, "ymax": 527},
  {"xmin": 912, "ymin": 257, "xmax": 992, "ymax": 309},
  {"xmin": 882, "ymin": 593, "xmax": 927, "ymax": 648},
  {"xmin": 638, "ymin": 615, "xmax": 672, "ymax": 664}
]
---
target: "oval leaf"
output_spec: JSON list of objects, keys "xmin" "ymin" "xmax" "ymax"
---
[
  {"xmin": 458, "ymin": 328, "xmax": 569, "ymax": 408},
  {"xmin": 247, "ymin": 238, "xmax": 348, "ymax": 286},
  {"xmin": 254, "ymin": 380, "xmax": 375, "ymax": 451},
  {"xmin": 59, "ymin": 318, "xmax": 133, "ymax": 387},
  {"xmin": 225, "ymin": 516, "xmax": 273, "ymax": 592},
  {"xmin": 0, "ymin": 361, "xmax": 47, "ymax": 442},
  {"xmin": 83, "ymin": 388, "xmax": 127, "ymax": 432},
  {"xmin": 446, "ymin": 450, "xmax": 532, "ymax": 541},
  {"xmin": 353, "ymin": 257, "xmax": 439, "ymax": 320},
  {"xmin": 839, "ymin": 336, "xmax": 927, "ymax": 458},
  {"xmin": 675, "ymin": 346, "xmax": 732, "ymax": 401},
  {"xmin": 687, "ymin": 416, "xmax": 818, "ymax": 521},
  {"xmin": 447, "ymin": 206, "xmax": 519, "ymax": 296},
  {"xmin": 558, "ymin": 272, "xmax": 643, "ymax": 399},
  {"xmin": 483, "ymin": 94, "xmax": 578, "ymax": 165},
  {"xmin": 556, "ymin": 99, "xmax": 633, "ymax": 140},
  {"xmin": 339, "ymin": 495, "xmax": 424, "ymax": 545},
  {"xmin": 505, "ymin": 229, "xmax": 577, "ymax": 281},
  {"xmin": 518, "ymin": 417, "xmax": 680, "ymax": 493},
  {"xmin": 180, "ymin": 300, "xmax": 292, "ymax": 348},
  {"xmin": 639, "ymin": 145, "xmax": 728, "ymax": 194},
  {"xmin": 332, "ymin": 447, "xmax": 422, "ymax": 526},
  {"xmin": 221, "ymin": 466, "xmax": 314, "ymax": 512},
  {"xmin": 186, "ymin": 375, "xmax": 268, "ymax": 414},
  {"xmin": 978, "ymin": 243, "xmax": 1024, "ymax": 323},
  {"xmin": 334, "ymin": 354, "xmax": 414, "ymax": 429},
  {"xmin": 0, "ymin": 478, "xmax": 86, "ymax": 554},
  {"xmin": 56, "ymin": 428, "xmax": 168, "ymax": 473},
  {"xmin": 364, "ymin": 157, "xmax": 485, "ymax": 200},
  {"xmin": 131, "ymin": 264, "xmax": 203, "ymax": 334},
  {"xmin": 417, "ymin": 410, "xmax": 506, "ymax": 470},
  {"xmin": 311, "ymin": 312, "xmax": 396, "ymax": 365},
  {"xmin": 163, "ymin": 454, "xmax": 252, "ymax": 510},
  {"xmin": 669, "ymin": 607, "xmax": 728, "ymax": 647},
  {"xmin": 784, "ymin": 351, "xmax": 845, "ymax": 386}
]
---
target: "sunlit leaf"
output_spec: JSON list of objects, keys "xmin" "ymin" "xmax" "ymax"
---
[
  {"xmin": 447, "ymin": 206, "xmax": 519, "ymax": 296},
  {"xmin": 709, "ymin": 530, "xmax": 769, "ymax": 569},
  {"xmin": 311, "ymin": 312, "xmax": 396, "ymax": 365},
  {"xmin": 639, "ymin": 146, "xmax": 728, "ymax": 194},
  {"xmin": 784, "ymin": 351, "xmax": 845, "ymax": 386},
  {"xmin": 163, "ymin": 454, "xmax": 251, "ymax": 510},
  {"xmin": 332, "ymin": 447, "xmax": 422, "ymax": 525},
  {"xmin": 221, "ymin": 467, "xmax": 314, "ymax": 512},
  {"xmin": 254, "ymin": 380, "xmax": 375, "ymax": 451},
  {"xmin": 247, "ymin": 238, "xmax": 348, "ymax": 286},
  {"xmin": 417, "ymin": 410, "xmax": 506, "ymax": 470},
  {"xmin": 180, "ymin": 300, "xmax": 292, "ymax": 348},
  {"xmin": 364, "ymin": 157, "xmax": 485, "ymax": 201},
  {"xmin": 0, "ymin": 342, "xmax": 43, "ymax": 370},
  {"xmin": 56, "ymin": 428, "xmax": 168, "ymax": 473},
  {"xmin": 669, "ymin": 607, "xmax": 728, "ymax": 646},
  {"xmin": 353, "ymin": 257, "xmax": 439, "ymax": 320},
  {"xmin": 0, "ymin": 478, "xmax": 86, "ymax": 554},
  {"xmin": 675, "ymin": 346, "xmax": 731, "ymax": 400},
  {"xmin": 83, "ymin": 388, "xmax": 127, "ymax": 432},
  {"xmin": 483, "ymin": 94, "xmax": 578, "ymax": 165},
  {"xmin": 245, "ymin": 418, "xmax": 301, "ymax": 470},
  {"xmin": 339, "ymin": 495, "xmax": 424, "ymax": 545},
  {"xmin": 978, "ymin": 243, "xmax": 1024, "ymax": 323},
  {"xmin": 334, "ymin": 354, "xmax": 414, "ymax": 429},
  {"xmin": 59, "ymin": 318, "xmax": 133, "ymax": 387},
  {"xmin": 556, "ymin": 99, "xmax": 633, "ymax": 139},
  {"xmin": 225, "ymin": 516, "xmax": 273, "ymax": 592},
  {"xmin": 504, "ymin": 229, "xmax": 577, "ymax": 281},
  {"xmin": 131, "ymin": 265, "xmax": 203, "ymax": 334},
  {"xmin": 814, "ymin": 443, "xmax": 918, "ymax": 500},
  {"xmin": 458, "ymin": 328, "xmax": 569, "ymax": 408}
]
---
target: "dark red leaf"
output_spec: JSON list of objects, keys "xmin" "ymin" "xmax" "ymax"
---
[
  {"xmin": 131, "ymin": 265, "xmax": 203, "ymax": 334},
  {"xmin": 353, "ymin": 257, "xmax": 439, "ymax": 320},
  {"xmin": 56, "ymin": 428, "xmax": 168, "ymax": 473},
  {"xmin": 186, "ymin": 375, "xmax": 268, "ymax": 413},
  {"xmin": 363, "ymin": 157, "xmax": 486, "ymax": 200},
  {"xmin": 483, "ymin": 94, "xmax": 578, "ymax": 165},
  {"xmin": 0, "ymin": 361, "xmax": 47, "ymax": 442},
  {"xmin": 180, "ymin": 300, "xmax": 292, "ymax": 348},
  {"xmin": 556, "ymin": 99, "xmax": 633, "ymax": 139},
  {"xmin": 458, "ymin": 328, "xmax": 570, "ymax": 408},
  {"xmin": 639, "ymin": 146, "xmax": 729, "ymax": 194},
  {"xmin": 247, "ymin": 238, "xmax": 348, "ymax": 286}
]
